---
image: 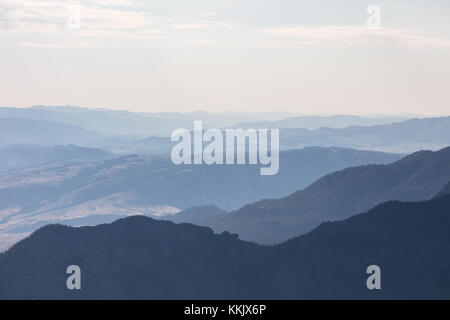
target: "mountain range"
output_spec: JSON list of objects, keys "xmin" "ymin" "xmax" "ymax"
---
[
  {"xmin": 0, "ymin": 147, "xmax": 401, "ymax": 251},
  {"xmin": 234, "ymin": 114, "xmax": 411, "ymax": 130},
  {"xmin": 1, "ymin": 105, "xmax": 449, "ymax": 300},
  {"xmin": 279, "ymin": 116, "xmax": 450, "ymax": 153},
  {"xmin": 0, "ymin": 106, "xmax": 295, "ymax": 137},
  {"xmin": 103, "ymin": 116, "xmax": 450, "ymax": 155},
  {"xmin": 1, "ymin": 192, "xmax": 449, "ymax": 299},
  {"xmin": 175, "ymin": 146, "xmax": 450, "ymax": 244},
  {"xmin": 0, "ymin": 106, "xmax": 410, "ymax": 137},
  {"xmin": 1, "ymin": 107, "xmax": 449, "ymax": 155}
]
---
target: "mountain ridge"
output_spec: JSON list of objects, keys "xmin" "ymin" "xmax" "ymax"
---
[
  {"xmin": 183, "ymin": 146, "xmax": 450, "ymax": 244},
  {"xmin": 1, "ymin": 194, "xmax": 450, "ymax": 299}
]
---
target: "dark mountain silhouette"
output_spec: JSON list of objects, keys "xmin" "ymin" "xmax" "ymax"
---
[
  {"xmin": 0, "ymin": 147, "xmax": 402, "ymax": 251},
  {"xmin": 185, "ymin": 147, "xmax": 450, "ymax": 244},
  {"xmin": 267, "ymin": 195, "xmax": 450, "ymax": 299},
  {"xmin": 0, "ymin": 216, "xmax": 264, "ymax": 299},
  {"xmin": 0, "ymin": 144, "xmax": 113, "ymax": 172},
  {"xmin": 1, "ymin": 195, "xmax": 450, "ymax": 299}
]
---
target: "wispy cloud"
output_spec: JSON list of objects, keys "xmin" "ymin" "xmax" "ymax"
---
[
  {"xmin": 87, "ymin": 0, "xmax": 134, "ymax": 6},
  {"xmin": 19, "ymin": 41, "xmax": 90, "ymax": 48},
  {"xmin": 170, "ymin": 20, "xmax": 234, "ymax": 31},
  {"xmin": 199, "ymin": 12, "xmax": 216, "ymax": 17},
  {"xmin": 2, "ymin": 1, "xmax": 447, "ymax": 50},
  {"xmin": 0, "ymin": 0, "xmax": 153, "ymax": 36},
  {"xmin": 262, "ymin": 26, "xmax": 450, "ymax": 48},
  {"xmin": 171, "ymin": 23, "xmax": 211, "ymax": 30},
  {"xmin": 0, "ymin": 0, "xmax": 233, "ymax": 40}
]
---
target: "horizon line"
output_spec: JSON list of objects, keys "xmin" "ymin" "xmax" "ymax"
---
[{"xmin": 0, "ymin": 104, "xmax": 439, "ymax": 118}]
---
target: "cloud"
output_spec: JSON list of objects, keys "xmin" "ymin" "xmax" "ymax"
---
[
  {"xmin": 199, "ymin": 12, "xmax": 216, "ymax": 17},
  {"xmin": 199, "ymin": 20, "xmax": 234, "ymax": 29},
  {"xmin": 262, "ymin": 26, "xmax": 450, "ymax": 48},
  {"xmin": 0, "ymin": 0, "xmax": 153, "ymax": 36},
  {"xmin": 19, "ymin": 41, "xmax": 90, "ymax": 48},
  {"xmin": 87, "ymin": 0, "xmax": 134, "ymax": 6},
  {"xmin": 171, "ymin": 23, "xmax": 211, "ymax": 30},
  {"xmin": 170, "ymin": 20, "xmax": 234, "ymax": 31}
]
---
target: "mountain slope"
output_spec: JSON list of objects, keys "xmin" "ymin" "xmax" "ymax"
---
[
  {"xmin": 0, "ymin": 144, "xmax": 113, "ymax": 172},
  {"xmin": 267, "ymin": 195, "xmax": 450, "ymax": 299},
  {"xmin": 0, "ymin": 217, "xmax": 264, "ymax": 299},
  {"xmin": 0, "ymin": 147, "xmax": 402, "ymax": 250},
  {"xmin": 0, "ymin": 118, "xmax": 106, "ymax": 148},
  {"xmin": 187, "ymin": 146, "xmax": 450, "ymax": 244},
  {"xmin": 0, "ymin": 146, "xmax": 402, "ymax": 212},
  {"xmin": 435, "ymin": 181, "xmax": 450, "ymax": 198},
  {"xmin": 1, "ymin": 195, "xmax": 450, "ymax": 299}
]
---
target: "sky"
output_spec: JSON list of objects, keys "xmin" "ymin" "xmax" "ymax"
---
[{"xmin": 0, "ymin": 0, "xmax": 449, "ymax": 115}]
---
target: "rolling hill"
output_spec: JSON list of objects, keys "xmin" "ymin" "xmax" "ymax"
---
[
  {"xmin": 107, "ymin": 116, "xmax": 450, "ymax": 155},
  {"xmin": 0, "ymin": 144, "xmax": 113, "ymax": 173},
  {"xmin": 0, "ymin": 147, "xmax": 402, "ymax": 251},
  {"xmin": 279, "ymin": 116, "xmax": 450, "ymax": 153},
  {"xmin": 0, "ymin": 118, "xmax": 107, "ymax": 148},
  {"xmin": 184, "ymin": 146, "xmax": 450, "ymax": 244}
]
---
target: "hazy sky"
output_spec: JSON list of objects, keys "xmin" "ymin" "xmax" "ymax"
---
[{"xmin": 1, "ymin": 0, "xmax": 449, "ymax": 115}]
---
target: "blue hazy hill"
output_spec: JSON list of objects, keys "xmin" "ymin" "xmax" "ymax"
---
[{"xmin": 181, "ymin": 146, "xmax": 450, "ymax": 244}]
